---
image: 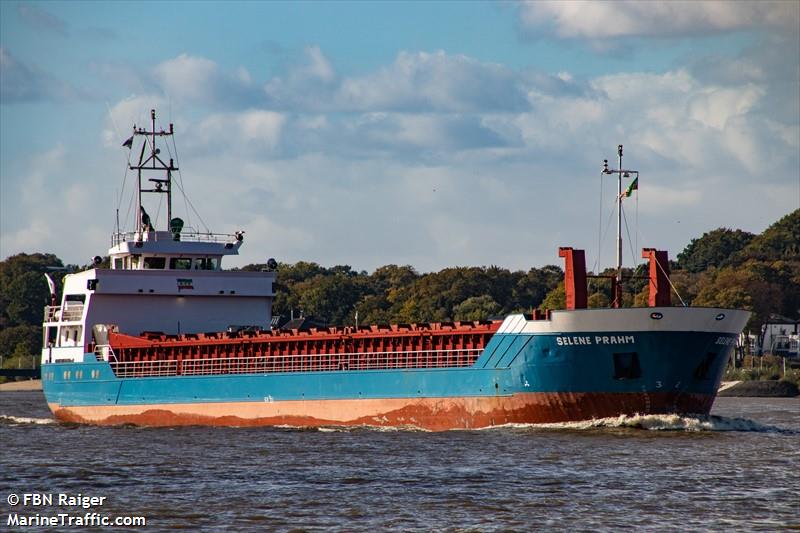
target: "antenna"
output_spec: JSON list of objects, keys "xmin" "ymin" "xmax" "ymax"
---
[
  {"xmin": 602, "ymin": 144, "xmax": 639, "ymax": 308},
  {"xmin": 130, "ymin": 109, "xmax": 178, "ymax": 235}
]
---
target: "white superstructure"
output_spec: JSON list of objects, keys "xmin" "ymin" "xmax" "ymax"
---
[{"xmin": 41, "ymin": 110, "xmax": 276, "ymax": 364}]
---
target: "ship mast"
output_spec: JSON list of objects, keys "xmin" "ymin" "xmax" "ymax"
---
[
  {"xmin": 602, "ymin": 144, "xmax": 639, "ymax": 308},
  {"xmin": 131, "ymin": 109, "xmax": 177, "ymax": 234}
]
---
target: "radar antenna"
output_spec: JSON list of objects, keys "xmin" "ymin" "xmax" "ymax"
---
[{"xmin": 130, "ymin": 109, "xmax": 178, "ymax": 234}]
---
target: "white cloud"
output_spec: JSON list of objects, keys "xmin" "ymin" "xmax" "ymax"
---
[
  {"xmin": 338, "ymin": 50, "xmax": 531, "ymax": 112},
  {"xmin": 17, "ymin": 144, "xmax": 66, "ymax": 205},
  {"xmin": 149, "ymin": 54, "xmax": 261, "ymax": 108},
  {"xmin": 353, "ymin": 113, "xmax": 512, "ymax": 152},
  {"xmin": 237, "ymin": 110, "xmax": 286, "ymax": 145},
  {"xmin": 636, "ymin": 184, "xmax": 702, "ymax": 214},
  {"xmin": 192, "ymin": 110, "xmax": 286, "ymax": 151},
  {"xmin": 518, "ymin": 0, "xmax": 799, "ymax": 39},
  {"xmin": 302, "ymin": 45, "xmax": 335, "ymax": 83},
  {"xmin": 102, "ymin": 95, "xmax": 170, "ymax": 147},
  {"xmin": 688, "ymin": 85, "xmax": 764, "ymax": 130},
  {"xmin": 154, "ymin": 54, "xmax": 219, "ymax": 103},
  {"xmin": 113, "ymin": 47, "xmax": 591, "ymax": 123},
  {"xmin": 263, "ymin": 46, "xmax": 337, "ymax": 109},
  {"xmin": 1, "ymin": 219, "xmax": 53, "ymax": 258},
  {"xmin": 235, "ymin": 214, "xmax": 315, "ymax": 266},
  {"xmin": 4, "ymin": 40, "xmax": 798, "ymax": 271},
  {"xmin": 260, "ymin": 48, "xmax": 586, "ymax": 113},
  {"xmin": 0, "ymin": 144, "xmax": 96, "ymax": 261}
]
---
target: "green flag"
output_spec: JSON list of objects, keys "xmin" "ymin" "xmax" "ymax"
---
[{"xmin": 621, "ymin": 177, "xmax": 638, "ymax": 199}]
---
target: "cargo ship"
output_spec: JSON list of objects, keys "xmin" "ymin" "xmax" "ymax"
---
[{"xmin": 40, "ymin": 111, "xmax": 750, "ymax": 430}]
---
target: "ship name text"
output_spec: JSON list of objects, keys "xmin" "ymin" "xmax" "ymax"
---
[{"xmin": 556, "ymin": 335, "xmax": 635, "ymax": 346}]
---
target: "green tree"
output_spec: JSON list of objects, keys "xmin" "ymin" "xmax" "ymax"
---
[
  {"xmin": 268, "ymin": 261, "xmax": 330, "ymax": 319},
  {"xmin": 0, "ymin": 324, "xmax": 40, "ymax": 359},
  {"xmin": 0, "ymin": 253, "xmax": 65, "ymax": 370},
  {"xmin": 539, "ymin": 281, "xmax": 566, "ymax": 311},
  {"xmin": 588, "ymin": 292, "xmax": 610, "ymax": 308},
  {"xmin": 370, "ymin": 264, "xmax": 418, "ymax": 291},
  {"xmin": 354, "ymin": 294, "xmax": 393, "ymax": 325},
  {"xmin": 735, "ymin": 209, "xmax": 800, "ymax": 263},
  {"xmin": 693, "ymin": 265, "xmax": 784, "ymax": 329},
  {"xmin": 1, "ymin": 253, "xmax": 64, "ymax": 328},
  {"xmin": 296, "ymin": 273, "xmax": 366, "ymax": 326},
  {"xmin": 677, "ymin": 228, "xmax": 755, "ymax": 273},
  {"xmin": 453, "ymin": 295, "xmax": 501, "ymax": 321},
  {"xmin": 510, "ymin": 265, "xmax": 563, "ymax": 312}
]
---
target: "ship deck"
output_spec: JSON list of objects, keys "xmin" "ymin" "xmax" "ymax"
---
[{"xmin": 99, "ymin": 320, "xmax": 502, "ymax": 378}]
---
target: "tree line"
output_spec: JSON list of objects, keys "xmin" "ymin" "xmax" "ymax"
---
[{"xmin": 2, "ymin": 209, "xmax": 798, "ymax": 367}]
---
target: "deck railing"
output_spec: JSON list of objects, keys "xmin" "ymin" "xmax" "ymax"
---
[
  {"xmin": 108, "ymin": 348, "xmax": 482, "ymax": 378},
  {"xmin": 94, "ymin": 344, "xmax": 117, "ymax": 362},
  {"xmin": 44, "ymin": 305, "xmax": 84, "ymax": 323},
  {"xmin": 111, "ymin": 359, "xmax": 178, "ymax": 378},
  {"xmin": 111, "ymin": 230, "xmax": 238, "ymax": 246}
]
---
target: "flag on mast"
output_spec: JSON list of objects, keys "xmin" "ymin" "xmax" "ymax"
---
[
  {"xmin": 619, "ymin": 177, "xmax": 638, "ymax": 200},
  {"xmin": 122, "ymin": 135, "xmax": 134, "ymax": 149},
  {"xmin": 44, "ymin": 273, "xmax": 56, "ymax": 305}
]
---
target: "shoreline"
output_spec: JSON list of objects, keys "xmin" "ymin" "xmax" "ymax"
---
[
  {"xmin": 717, "ymin": 379, "xmax": 799, "ymax": 398},
  {"xmin": 0, "ymin": 380, "xmax": 42, "ymax": 392}
]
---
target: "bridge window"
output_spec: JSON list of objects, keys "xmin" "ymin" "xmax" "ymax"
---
[
  {"xmin": 144, "ymin": 257, "xmax": 166, "ymax": 269},
  {"xmin": 169, "ymin": 258, "xmax": 192, "ymax": 270},
  {"xmin": 194, "ymin": 257, "xmax": 219, "ymax": 270}
]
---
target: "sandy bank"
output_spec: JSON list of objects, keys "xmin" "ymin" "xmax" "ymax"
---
[
  {"xmin": 0, "ymin": 379, "xmax": 42, "ymax": 392},
  {"xmin": 717, "ymin": 380, "xmax": 799, "ymax": 398}
]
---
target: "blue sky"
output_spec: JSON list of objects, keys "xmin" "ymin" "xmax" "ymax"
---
[{"xmin": 1, "ymin": 1, "xmax": 798, "ymax": 272}]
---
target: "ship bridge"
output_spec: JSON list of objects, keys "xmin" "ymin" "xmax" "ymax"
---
[
  {"xmin": 41, "ymin": 109, "xmax": 276, "ymax": 365},
  {"xmin": 108, "ymin": 229, "xmax": 244, "ymax": 271}
]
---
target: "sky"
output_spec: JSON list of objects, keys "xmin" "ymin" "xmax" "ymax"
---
[{"xmin": 1, "ymin": 0, "xmax": 798, "ymax": 273}]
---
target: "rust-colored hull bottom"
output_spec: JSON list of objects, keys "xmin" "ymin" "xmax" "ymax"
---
[{"xmin": 49, "ymin": 392, "xmax": 717, "ymax": 431}]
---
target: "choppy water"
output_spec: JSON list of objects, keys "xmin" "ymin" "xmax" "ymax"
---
[{"xmin": 1, "ymin": 392, "xmax": 798, "ymax": 532}]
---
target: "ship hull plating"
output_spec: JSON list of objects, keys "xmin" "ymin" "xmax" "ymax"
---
[
  {"xmin": 41, "ymin": 310, "xmax": 748, "ymax": 430},
  {"xmin": 48, "ymin": 391, "xmax": 716, "ymax": 431}
]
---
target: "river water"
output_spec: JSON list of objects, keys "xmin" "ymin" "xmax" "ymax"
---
[{"xmin": 1, "ymin": 392, "xmax": 798, "ymax": 531}]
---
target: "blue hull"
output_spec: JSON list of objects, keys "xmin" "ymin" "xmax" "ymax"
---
[{"xmin": 42, "ymin": 328, "xmax": 738, "ymax": 429}]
